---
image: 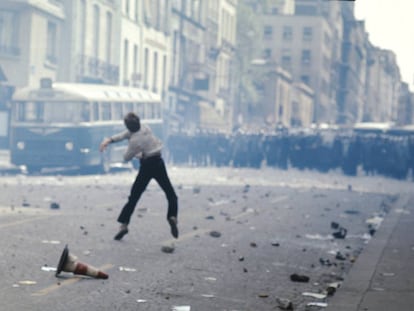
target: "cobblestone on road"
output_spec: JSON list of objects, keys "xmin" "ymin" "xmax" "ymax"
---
[{"xmin": 0, "ymin": 167, "xmax": 412, "ymax": 311}]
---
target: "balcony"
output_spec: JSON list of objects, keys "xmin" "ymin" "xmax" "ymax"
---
[{"xmin": 77, "ymin": 54, "xmax": 119, "ymax": 84}]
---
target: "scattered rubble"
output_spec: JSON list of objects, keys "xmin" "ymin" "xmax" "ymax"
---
[
  {"xmin": 161, "ymin": 245, "xmax": 175, "ymax": 254},
  {"xmin": 306, "ymin": 301, "xmax": 328, "ymax": 309},
  {"xmin": 209, "ymin": 230, "xmax": 221, "ymax": 238},
  {"xmin": 302, "ymin": 292, "xmax": 327, "ymax": 299},
  {"xmin": 276, "ymin": 297, "xmax": 294, "ymax": 310},
  {"xmin": 119, "ymin": 266, "xmax": 137, "ymax": 272},
  {"xmin": 332, "ymin": 227, "xmax": 347, "ymax": 239},
  {"xmin": 290, "ymin": 273, "xmax": 310, "ymax": 283},
  {"xmin": 50, "ymin": 202, "xmax": 60, "ymax": 209}
]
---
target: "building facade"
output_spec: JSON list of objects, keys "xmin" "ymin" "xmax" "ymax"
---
[
  {"xmin": 140, "ymin": 0, "xmax": 170, "ymax": 98},
  {"xmin": 0, "ymin": 0, "xmax": 65, "ymax": 147},
  {"xmin": 168, "ymin": 0, "xmax": 209, "ymax": 132},
  {"xmin": 0, "ymin": 0, "xmax": 412, "ymax": 150},
  {"xmin": 291, "ymin": 82, "xmax": 314, "ymax": 127},
  {"xmin": 60, "ymin": 0, "xmax": 119, "ymax": 84},
  {"xmin": 168, "ymin": 0, "xmax": 237, "ymax": 132},
  {"xmin": 397, "ymin": 82, "xmax": 413, "ymax": 126},
  {"xmin": 337, "ymin": 17, "xmax": 367, "ymax": 125},
  {"xmin": 262, "ymin": 14, "xmax": 335, "ymax": 124},
  {"xmin": 364, "ymin": 47, "xmax": 401, "ymax": 123},
  {"xmin": 0, "ymin": 0, "xmax": 65, "ymax": 87}
]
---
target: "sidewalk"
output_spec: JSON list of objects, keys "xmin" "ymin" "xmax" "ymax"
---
[{"xmin": 326, "ymin": 193, "xmax": 414, "ymax": 311}]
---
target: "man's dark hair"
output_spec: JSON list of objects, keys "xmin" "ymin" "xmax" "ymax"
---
[{"xmin": 124, "ymin": 112, "xmax": 141, "ymax": 132}]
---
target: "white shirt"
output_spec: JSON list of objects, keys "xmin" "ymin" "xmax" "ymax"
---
[{"xmin": 110, "ymin": 124, "xmax": 163, "ymax": 161}]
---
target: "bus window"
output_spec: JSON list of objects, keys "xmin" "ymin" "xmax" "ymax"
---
[
  {"xmin": 153, "ymin": 102, "xmax": 160, "ymax": 119},
  {"xmin": 124, "ymin": 102, "xmax": 133, "ymax": 115},
  {"xmin": 113, "ymin": 103, "xmax": 123, "ymax": 120},
  {"xmin": 43, "ymin": 101, "xmax": 81, "ymax": 123},
  {"xmin": 14, "ymin": 101, "xmax": 44, "ymax": 122},
  {"xmin": 136, "ymin": 102, "xmax": 144, "ymax": 118},
  {"xmin": 15, "ymin": 101, "xmax": 89, "ymax": 123},
  {"xmin": 93, "ymin": 102, "xmax": 99, "ymax": 121},
  {"xmin": 101, "ymin": 102, "xmax": 111, "ymax": 120},
  {"xmin": 81, "ymin": 102, "xmax": 91, "ymax": 122},
  {"xmin": 15, "ymin": 102, "xmax": 25, "ymax": 121},
  {"xmin": 29, "ymin": 102, "xmax": 43, "ymax": 122},
  {"xmin": 148, "ymin": 103, "xmax": 153, "ymax": 118}
]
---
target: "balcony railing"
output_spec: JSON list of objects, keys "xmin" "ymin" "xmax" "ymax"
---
[{"xmin": 77, "ymin": 54, "xmax": 119, "ymax": 84}]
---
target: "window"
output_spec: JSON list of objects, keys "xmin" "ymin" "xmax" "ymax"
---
[
  {"xmin": 161, "ymin": 0, "xmax": 169, "ymax": 33},
  {"xmin": 147, "ymin": 103, "xmax": 155, "ymax": 119},
  {"xmin": 281, "ymin": 55, "xmax": 292, "ymax": 70},
  {"xmin": 16, "ymin": 102, "xmax": 41, "ymax": 122},
  {"xmin": 135, "ymin": 0, "xmax": 139, "ymax": 22},
  {"xmin": 101, "ymin": 102, "xmax": 111, "ymax": 120},
  {"xmin": 301, "ymin": 49, "xmax": 311, "ymax": 65},
  {"xmin": 93, "ymin": 102, "xmax": 99, "ymax": 121},
  {"xmin": 93, "ymin": 5, "xmax": 100, "ymax": 59},
  {"xmin": 144, "ymin": 48, "xmax": 149, "ymax": 88},
  {"xmin": 113, "ymin": 103, "xmax": 123, "ymax": 120},
  {"xmin": 283, "ymin": 26, "xmax": 292, "ymax": 41},
  {"xmin": 46, "ymin": 21, "xmax": 57, "ymax": 64},
  {"xmin": 303, "ymin": 26, "xmax": 312, "ymax": 41},
  {"xmin": 135, "ymin": 102, "xmax": 145, "ymax": 117},
  {"xmin": 156, "ymin": 0, "xmax": 161, "ymax": 29},
  {"xmin": 162, "ymin": 54, "xmax": 167, "ymax": 94},
  {"xmin": 106, "ymin": 12, "xmax": 112, "ymax": 63},
  {"xmin": 281, "ymin": 48, "xmax": 291, "ymax": 67},
  {"xmin": 123, "ymin": 39, "xmax": 129, "ymax": 84},
  {"xmin": 0, "ymin": 10, "xmax": 19, "ymax": 56},
  {"xmin": 79, "ymin": 1, "xmax": 86, "ymax": 56},
  {"xmin": 152, "ymin": 51, "xmax": 158, "ymax": 92},
  {"xmin": 279, "ymin": 103, "xmax": 284, "ymax": 117},
  {"xmin": 143, "ymin": 0, "xmax": 152, "ymax": 25},
  {"xmin": 301, "ymin": 75, "xmax": 310, "ymax": 85},
  {"xmin": 263, "ymin": 48, "xmax": 272, "ymax": 59},
  {"xmin": 133, "ymin": 44, "xmax": 138, "ymax": 82},
  {"xmin": 81, "ymin": 102, "xmax": 90, "ymax": 121},
  {"xmin": 125, "ymin": 0, "xmax": 130, "ymax": 17},
  {"xmin": 124, "ymin": 102, "xmax": 133, "ymax": 115},
  {"xmin": 16, "ymin": 101, "xmax": 90, "ymax": 123},
  {"xmin": 264, "ymin": 25, "xmax": 273, "ymax": 38}
]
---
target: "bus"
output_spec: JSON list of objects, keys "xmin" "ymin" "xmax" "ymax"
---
[{"xmin": 10, "ymin": 79, "xmax": 163, "ymax": 173}]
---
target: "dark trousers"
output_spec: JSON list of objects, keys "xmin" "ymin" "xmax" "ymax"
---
[{"xmin": 117, "ymin": 156, "xmax": 178, "ymax": 225}]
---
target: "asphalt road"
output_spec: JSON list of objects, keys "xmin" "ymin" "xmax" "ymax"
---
[{"xmin": 0, "ymin": 167, "xmax": 412, "ymax": 311}]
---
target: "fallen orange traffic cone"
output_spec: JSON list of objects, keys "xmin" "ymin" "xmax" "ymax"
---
[{"xmin": 55, "ymin": 245, "xmax": 108, "ymax": 279}]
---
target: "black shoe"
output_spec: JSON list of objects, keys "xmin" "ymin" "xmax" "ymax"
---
[
  {"xmin": 168, "ymin": 217, "xmax": 179, "ymax": 239},
  {"xmin": 114, "ymin": 228, "xmax": 128, "ymax": 241}
]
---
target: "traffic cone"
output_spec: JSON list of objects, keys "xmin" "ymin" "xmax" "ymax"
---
[{"xmin": 55, "ymin": 245, "xmax": 108, "ymax": 279}]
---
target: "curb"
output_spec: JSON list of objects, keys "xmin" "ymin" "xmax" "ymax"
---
[{"xmin": 326, "ymin": 194, "xmax": 410, "ymax": 311}]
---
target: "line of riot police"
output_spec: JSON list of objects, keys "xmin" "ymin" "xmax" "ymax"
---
[{"xmin": 165, "ymin": 129, "xmax": 414, "ymax": 181}]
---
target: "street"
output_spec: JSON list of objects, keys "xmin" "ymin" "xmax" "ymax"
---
[{"xmin": 0, "ymin": 166, "xmax": 412, "ymax": 311}]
